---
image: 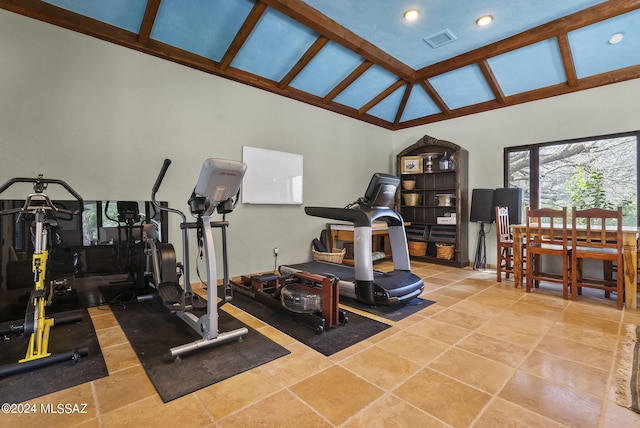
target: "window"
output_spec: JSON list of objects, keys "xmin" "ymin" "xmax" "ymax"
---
[
  {"xmin": 82, "ymin": 201, "xmax": 98, "ymax": 245},
  {"xmin": 505, "ymin": 131, "xmax": 639, "ymax": 226},
  {"xmin": 82, "ymin": 201, "xmax": 121, "ymax": 246},
  {"xmin": 81, "ymin": 201, "xmax": 166, "ymax": 246}
]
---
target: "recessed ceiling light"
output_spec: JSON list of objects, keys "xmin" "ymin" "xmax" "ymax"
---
[
  {"xmin": 476, "ymin": 15, "xmax": 493, "ymax": 26},
  {"xmin": 404, "ymin": 9, "xmax": 420, "ymax": 21},
  {"xmin": 609, "ymin": 32, "xmax": 624, "ymax": 44}
]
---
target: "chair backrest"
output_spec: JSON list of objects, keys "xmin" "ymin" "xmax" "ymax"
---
[
  {"xmin": 571, "ymin": 207, "xmax": 622, "ymax": 250},
  {"xmin": 496, "ymin": 206, "xmax": 511, "ymax": 244},
  {"xmin": 525, "ymin": 207, "xmax": 568, "ymax": 247}
]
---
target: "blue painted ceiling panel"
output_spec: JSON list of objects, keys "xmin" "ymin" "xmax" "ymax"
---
[
  {"xmin": 231, "ymin": 8, "xmax": 319, "ymax": 82},
  {"xmin": 303, "ymin": 0, "xmax": 607, "ymax": 69},
  {"xmin": 43, "ymin": 0, "xmax": 147, "ymax": 33},
  {"xmin": 568, "ymin": 9, "xmax": 640, "ymax": 79},
  {"xmin": 290, "ymin": 41, "xmax": 363, "ymax": 97},
  {"xmin": 150, "ymin": 0, "xmax": 255, "ymax": 62},
  {"xmin": 428, "ymin": 65, "xmax": 495, "ymax": 110},
  {"xmin": 367, "ymin": 85, "xmax": 406, "ymax": 122},
  {"xmin": 401, "ymin": 85, "xmax": 441, "ymax": 122},
  {"xmin": 488, "ymin": 39, "xmax": 566, "ymax": 96},
  {"xmin": 25, "ymin": 1, "xmax": 640, "ymax": 128},
  {"xmin": 333, "ymin": 65, "xmax": 399, "ymax": 110}
]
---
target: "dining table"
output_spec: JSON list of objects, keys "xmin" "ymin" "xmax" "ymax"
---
[{"xmin": 511, "ymin": 224, "xmax": 640, "ymax": 309}]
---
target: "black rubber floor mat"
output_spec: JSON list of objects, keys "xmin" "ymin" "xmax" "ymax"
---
[
  {"xmin": 339, "ymin": 297, "xmax": 435, "ymax": 322},
  {"xmin": 230, "ymin": 291, "xmax": 390, "ymax": 356},
  {"xmin": 109, "ymin": 297, "xmax": 290, "ymax": 403},
  {"xmin": 0, "ymin": 309, "xmax": 108, "ymax": 403}
]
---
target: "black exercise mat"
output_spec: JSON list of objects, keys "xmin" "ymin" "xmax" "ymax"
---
[
  {"xmin": 230, "ymin": 291, "xmax": 391, "ymax": 356},
  {"xmin": 0, "ymin": 275, "xmax": 133, "ymax": 324},
  {"xmin": 0, "ymin": 309, "xmax": 108, "ymax": 403},
  {"xmin": 98, "ymin": 282, "xmax": 148, "ymax": 305},
  {"xmin": 1, "ymin": 290, "xmax": 83, "ymax": 323},
  {"xmin": 339, "ymin": 297, "xmax": 435, "ymax": 322},
  {"xmin": 110, "ymin": 297, "xmax": 290, "ymax": 403}
]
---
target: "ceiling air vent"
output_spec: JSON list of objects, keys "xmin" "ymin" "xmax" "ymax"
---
[{"xmin": 424, "ymin": 29, "xmax": 457, "ymax": 48}]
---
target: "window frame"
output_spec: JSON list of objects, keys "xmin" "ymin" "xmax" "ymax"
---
[{"xmin": 503, "ymin": 130, "xmax": 640, "ymax": 226}]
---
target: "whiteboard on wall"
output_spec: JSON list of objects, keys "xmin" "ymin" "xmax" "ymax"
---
[{"xmin": 242, "ymin": 146, "xmax": 303, "ymax": 204}]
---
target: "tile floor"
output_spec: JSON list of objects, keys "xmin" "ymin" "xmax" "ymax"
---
[{"xmin": 3, "ymin": 260, "xmax": 640, "ymax": 427}]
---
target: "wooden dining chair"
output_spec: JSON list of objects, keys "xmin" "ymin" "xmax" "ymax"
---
[
  {"xmin": 496, "ymin": 206, "xmax": 519, "ymax": 282},
  {"xmin": 603, "ymin": 237, "xmax": 640, "ymax": 286},
  {"xmin": 570, "ymin": 206, "xmax": 623, "ymax": 309},
  {"xmin": 525, "ymin": 207, "xmax": 570, "ymax": 298}
]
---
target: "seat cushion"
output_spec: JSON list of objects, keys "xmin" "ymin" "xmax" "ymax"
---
[
  {"xmin": 574, "ymin": 246, "xmax": 618, "ymax": 256},
  {"xmin": 529, "ymin": 243, "xmax": 568, "ymax": 251}
]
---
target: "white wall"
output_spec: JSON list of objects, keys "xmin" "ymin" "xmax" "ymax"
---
[
  {"xmin": 0, "ymin": 10, "xmax": 393, "ymax": 278},
  {"xmin": 393, "ymin": 79, "xmax": 640, "ymax": 265},
  {"xmin": 2, "ymin": 9, "xmax": 639, "ymax": 277}
]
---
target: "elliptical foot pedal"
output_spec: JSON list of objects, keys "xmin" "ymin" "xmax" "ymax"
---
[{"xmin": 157, "ymin": 282, "xmax": 184, "ymax": 305}]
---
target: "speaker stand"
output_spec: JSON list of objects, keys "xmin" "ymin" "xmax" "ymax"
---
[{"xmin": 473, "ymin": 222, "xmax": 487, "ymax": 270}]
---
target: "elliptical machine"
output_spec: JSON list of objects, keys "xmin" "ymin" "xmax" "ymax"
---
[{"xmin": 148, "ymin": 158, "xmax": 248, "ymax": 360}]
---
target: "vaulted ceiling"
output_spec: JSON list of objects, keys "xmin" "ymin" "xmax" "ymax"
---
[{"xmin": 2, "ymin": 0, "xmax": 640, "ymax": 130}]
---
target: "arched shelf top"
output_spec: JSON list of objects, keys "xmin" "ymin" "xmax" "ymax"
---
[{"xmin": 397, "ymin": 135, "xmax": 465, "ymax": 158}]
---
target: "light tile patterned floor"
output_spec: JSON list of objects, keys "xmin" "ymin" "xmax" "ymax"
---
[{"xmin": 3, "ymin": 261, "xmax": 640, "ymax": 427}]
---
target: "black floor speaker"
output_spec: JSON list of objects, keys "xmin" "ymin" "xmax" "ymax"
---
[
  {"xmin": 470, "ymin": 189, "xmax": 495, "ymax": 224},
  {"xmin": 494, "ymin": 188, "xmax": 524, "ymax": 225}
]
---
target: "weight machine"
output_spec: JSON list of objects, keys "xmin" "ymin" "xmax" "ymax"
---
[{"xmin": 0, "ymin": 175, "xmax": 87, "ymax": 378}]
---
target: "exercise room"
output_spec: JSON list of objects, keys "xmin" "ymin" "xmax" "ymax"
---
[{"xmin": 1, "ymin": 2, "xmax": 640, "ymax": 427}]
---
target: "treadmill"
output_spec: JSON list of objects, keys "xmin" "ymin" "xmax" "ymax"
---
[{"xmin": 279, "ymin": 173, "xmax": 424, "ymax": 306}]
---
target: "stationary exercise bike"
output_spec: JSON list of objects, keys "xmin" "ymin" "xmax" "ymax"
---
[
  {"xmin": 0, "ymin": 175, "xmax": 88, "ymax": 378},
  {"xmin": 148, "ymin": 158, "xmax": 248, "ymax": 360}
]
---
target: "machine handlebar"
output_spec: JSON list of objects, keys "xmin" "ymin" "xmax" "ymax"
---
[
  {"xmin": 0, "ymin": 176, "xmax": 84, "ymax": 216},
  {"xmin": 150, "ymin": 159, "xmax": 187, "ymax": 222},
  {"xmin": 152, "ymin": 159, "xmax": 172, "ymax": 196}
]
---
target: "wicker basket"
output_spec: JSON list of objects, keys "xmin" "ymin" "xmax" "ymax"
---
[
  {"xmin": 403, "ymin": 193, "xmax": 420, "ymax": 206},
  {"xmin": 436, "ymin": 243, "xmax": 455, "ymax": 260},
  {"xmin": 312, "ymin": 247, "xmax": 346, "ymax": 263},
  {"xmin": 402, "ymin": 180, "xmax": 416, "ymax": 190},
  {"xmin": 408, "ymin": 241, "xmax": 427, "ymax": 256}
]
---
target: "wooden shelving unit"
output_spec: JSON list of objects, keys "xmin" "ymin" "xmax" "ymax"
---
[{"xmin": 396, "ymin": 135, "xmax": 469, "ymax": 268}]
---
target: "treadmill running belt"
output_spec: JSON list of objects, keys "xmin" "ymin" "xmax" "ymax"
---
[{"xmin": 282, "ymin": 261, "xmax": 420, "ymax": 293}]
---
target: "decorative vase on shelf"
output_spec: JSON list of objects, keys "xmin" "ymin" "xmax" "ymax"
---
[
  {"xmin": 439, "ymin": 152, "xmax": 450, "ymax": 171},
  {"xmin": 422, "ymin": 153, "xmax": 440, "ymax": 173}
]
